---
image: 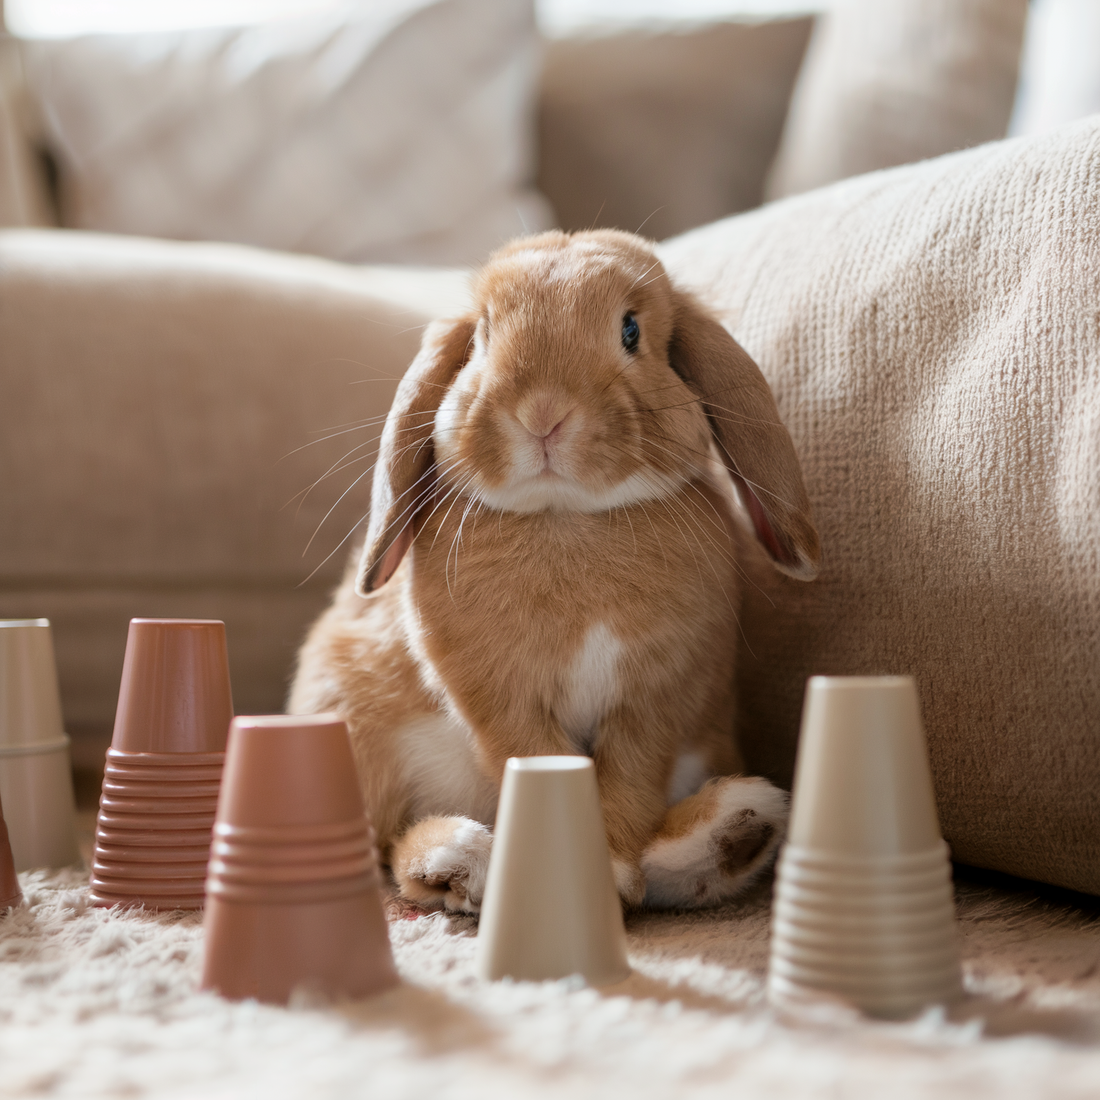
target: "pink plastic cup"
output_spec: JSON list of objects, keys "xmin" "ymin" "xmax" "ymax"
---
[{"xmin": 201, "ymin": 714, "xmax": 398, "ymax": 1005}]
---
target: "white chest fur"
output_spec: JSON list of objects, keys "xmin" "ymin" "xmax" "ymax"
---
[{"xmin": 556, "ymin": 623, "xmax": 623, "ymax": 752}]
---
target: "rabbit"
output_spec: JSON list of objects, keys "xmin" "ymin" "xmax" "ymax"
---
[{"xmin": 289, "ymin": 229, "xmax": 820, "ymax": 912}]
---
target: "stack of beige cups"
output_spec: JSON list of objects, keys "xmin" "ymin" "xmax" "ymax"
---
[
  {"xmin": 769, "ymin": 676, "xmax": 963, "ymax": 1018},
  {"xmin": 0, "ymin": 619, "xmax": 80, "ymax": 870}
]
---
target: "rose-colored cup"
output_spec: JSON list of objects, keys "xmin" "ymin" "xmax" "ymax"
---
[
  {"xmin": 0, "ymin": 792, "xmax": 22, "ymax": 910},
  {"xmin": 201, "ymin": 714, "xmax": 398, "ymax": 1005},
  {"xmin": 89, "ymin": 620, "xmax": 233, "ymax": 910}
]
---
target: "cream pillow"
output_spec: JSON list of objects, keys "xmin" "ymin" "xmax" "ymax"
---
[
  {"xmin": 663, "ymin": 118, "xmax": 1100, "ymax": 895},
  {"xmin": 767, "ymin": 0, "xmax": 1029, "ymax": 199},
  {"xmin": 21, "ymin": 0, "xmax": 552, "ymax": 265}
]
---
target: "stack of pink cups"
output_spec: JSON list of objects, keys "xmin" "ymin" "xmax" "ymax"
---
[
  {"xmin": 89, "ymin": 619, "xmax": 233, "ymax": 910},
  {"xmin": 768, "ymin": 676, "xmax": 962, "ymax": 1019},
  {"xmin": 202, "ymin": 714, "xmax": 397, "ymax": 1005}
]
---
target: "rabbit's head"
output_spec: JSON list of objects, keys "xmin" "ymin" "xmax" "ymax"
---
[{"xmin": 358, "ymin": 230, "xmax": 819, "ymax": 594}]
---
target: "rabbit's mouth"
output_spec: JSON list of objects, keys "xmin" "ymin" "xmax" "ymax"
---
[{"xmin": 462, "ymin": 466, "xmax": 687, "ymax": 515}]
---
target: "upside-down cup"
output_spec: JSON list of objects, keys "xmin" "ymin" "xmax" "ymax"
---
[
  {"xmin": 89, "ymin": 619, "xmax": 234, "ymax": 910},
  {"xmin": 0, "ymin": 619, "xmax": 80, "ymax": 870},
  {"xmin": 0, "ymin": 792, "xmax": 22, "ymax": 909},
  {"xmin": 768, "ymin": 676, "xmax": 962, "ymax": 1018},
  {"xmin": 201, "ymin": 714, "xmax": 398, "ymax": 1005},
  {"xmin": 476, "ymin": 756, "xmax": 630, "ymax": 986}
]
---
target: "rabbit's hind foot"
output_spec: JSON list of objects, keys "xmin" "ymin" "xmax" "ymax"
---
[
  {"xmin": 640, "ymin": 776, "xmax": 788, "ymax": 909},
  {"xmin": 391, "ymin": 815, "xmax": 493, "ymax": 914}
]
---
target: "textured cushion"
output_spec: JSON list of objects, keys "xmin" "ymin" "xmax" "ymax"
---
[
  {"xmin": 538, "ymin": 17, "xmax": 811, "ymax": 240},
  {"xmin": 661, "ymin": 118, "xmax": 1100, "ymax": 894},
  {"xmin": 0, "ymin": 229, "xmax": 469, "ymax": 727},
  {"xmin": 767, "ymin": 0, "xmax": 1028, "ymax": 200},
  {"xmin": 20, "ymin": 0, "xmax": 551, "ymax": 265}
]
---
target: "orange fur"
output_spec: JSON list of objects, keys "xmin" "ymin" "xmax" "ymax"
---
[{"xmin": 289, "ymin": 230, "xmax": 819, "ymax": 909}]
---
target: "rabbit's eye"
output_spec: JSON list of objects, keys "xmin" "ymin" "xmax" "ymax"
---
[{"xmin": 621, "ymin": 313, "xmax": 640, "ymax": 353}]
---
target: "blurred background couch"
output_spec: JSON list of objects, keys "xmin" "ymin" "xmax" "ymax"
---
[{"xmin": 2, "ymin": 0, "xmax": 1100, "ymax": 892}]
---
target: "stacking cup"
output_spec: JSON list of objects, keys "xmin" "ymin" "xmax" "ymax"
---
[
  {"xmin": 476, "ymin": 756, "xmax": 630, "ymax": 986},
  {"xmin": 0, "ymin": 619, "xmax": 80, "ymax": 869},
  {"xmin": 0, "ymin": 792, "xmax": 23, "ymax": 909},
  {"xmin": 768, "ymin": 676, "xmax": 962, "ymax": 1018},
  {"xmin": 201, "ymin": 714, "xmax": 398, "ymax": 1005},
  {"xmin": 89, "ymin": 619, "xmax": 233, "ymax": 910}
]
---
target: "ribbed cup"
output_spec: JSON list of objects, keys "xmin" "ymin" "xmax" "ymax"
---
[
  {"xmin": 201, "ymin": 714, "xmax": 398, "ymax": 1005},
  {"xmin": 89, "ymin": 620, "xmax": 233, "ymax": 911},
  {"xmin": 0, "ymin": 619, "xmax": 80, "ymax": 870},
  {"xmin": 477, "ymin": 756, "xmax": 630, "ymax": 986},
  {"xmin": 768, "ymin": 677, "xmax": 962, "ymax": 1018}
]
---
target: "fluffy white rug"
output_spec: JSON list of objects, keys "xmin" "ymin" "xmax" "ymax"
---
[{"xmin": 1, "ymin": 869, "xmax": 1098, "ymax": 1099}]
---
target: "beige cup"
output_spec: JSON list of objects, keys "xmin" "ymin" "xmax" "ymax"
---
[
  {"xmin": 476, "ymin": 756, "xmax": 630, "ymax": 986},
  {"xmin": 768, "ymin": 676, "xmax": 962, "ymax": 1018},
  {"xmin": 0, "ymin": 620, "xmax": 80, "ymax": 869}
]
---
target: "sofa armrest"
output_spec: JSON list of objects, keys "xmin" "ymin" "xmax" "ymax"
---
[{"xmin": 0, "ymin": 228, "xmax": 469, "ymax": 728}]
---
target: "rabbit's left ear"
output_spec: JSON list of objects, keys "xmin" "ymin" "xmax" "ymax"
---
[
  {"xmin": 668, "ymin": 290, "xmax": 820, "ymax": 580},
  {"xmin": 355, "ymin": 315, "xmax": 477, "ymax": 595}
]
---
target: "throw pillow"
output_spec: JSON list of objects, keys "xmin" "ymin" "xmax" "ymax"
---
[
  {"xmin": 766, "ymin": 0, "xmax": 1028, "ymax": 200},
  {"xmin": 21, "ymin": 0, "xmax": 552, "ymax": 265}
]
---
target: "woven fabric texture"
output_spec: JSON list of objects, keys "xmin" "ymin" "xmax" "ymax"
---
[{"xmin": 662, "ymin": 118, "xmax": 1100, "ymax": 894}]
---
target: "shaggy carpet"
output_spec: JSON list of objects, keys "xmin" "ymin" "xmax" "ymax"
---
[{"xmin": 0, "ymin": 864, "xmax": 1098, "ymax": 1099}]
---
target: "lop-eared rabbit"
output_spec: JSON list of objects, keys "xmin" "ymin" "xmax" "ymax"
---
[{"xmin": 290, "ymin": 229, "xmax": 819, "ymax": 912}]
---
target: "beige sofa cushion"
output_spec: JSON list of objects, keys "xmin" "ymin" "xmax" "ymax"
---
[
  {"xmin": 539, "ymin": 17, "xmax": 812, "ymax": 240},
  {"xmin": 662, "ymin": 118, "xmax": 1100, "ymax": 894},
  {"xmin": 0, "ymin": 229, "xmax": 468, "ymax": 729},
  {"xmin": 767, "ymin": 0, "xmax": 1029, "ymax": 199}
]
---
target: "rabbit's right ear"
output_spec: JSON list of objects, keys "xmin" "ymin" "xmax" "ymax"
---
[{"xmin": 356, "ymin": 316, "xmax": 477, "ymax": 595}]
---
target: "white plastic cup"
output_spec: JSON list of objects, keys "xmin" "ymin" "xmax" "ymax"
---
[
  {"xmin": 477, "ymin": 756, "xmax": 630, "ymax": 986},
  {"xmin": 768, "ymin": 677, "xmax": 962, "ymax": 1018},
  {"xmin": 0, "ymin": 620, "xmax": 80, "ymax": 869}
]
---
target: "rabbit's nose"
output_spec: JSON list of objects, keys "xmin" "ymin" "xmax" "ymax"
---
[{"xmin": 514, "ymin": 392, "xmax": 576, "ymax": 440}]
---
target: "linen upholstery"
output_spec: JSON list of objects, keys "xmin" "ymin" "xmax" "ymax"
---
[
  {"xmin": 662, "ymin": 118, "xmax": 1100, "ymax": 894},
  {"xmin": 0, "ymin": 228, "xmax": 469, "ymax": 727}
]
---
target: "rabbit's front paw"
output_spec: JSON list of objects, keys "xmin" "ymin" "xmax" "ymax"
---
[
  {"xmin": 640, "ymin": 776, "xmax": 788, "ymax": 908},
  {"xmin": 392, "ymin": 815, "xmax": 493, "ymax": 913}
]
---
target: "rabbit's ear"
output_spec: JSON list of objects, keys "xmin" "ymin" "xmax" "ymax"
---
[
  {"xmin": 356, "ymin": 316, "xmax": 477, "ymax": 595},
  {"xmin": 668, "ymin": 291, "xmax": 820, "ymax": 580}
]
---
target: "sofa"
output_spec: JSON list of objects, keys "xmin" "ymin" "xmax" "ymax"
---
[
  {"xmin": 2, "ymin": 0, "xmax": 1099, "ymax": 898},
  {"xmin": 4, "ymin": 2, "xmax": 1100, "ymax": 1096}
]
